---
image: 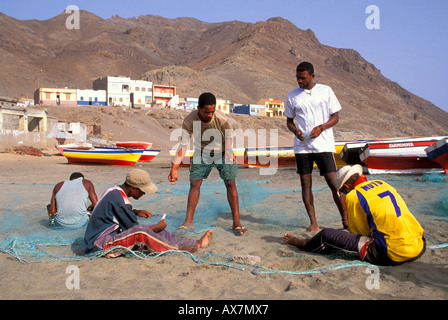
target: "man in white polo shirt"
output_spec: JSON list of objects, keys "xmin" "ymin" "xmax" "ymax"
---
[{"xmin": 285, "ymin": 61, "xmax": 347, "ymax": 232}]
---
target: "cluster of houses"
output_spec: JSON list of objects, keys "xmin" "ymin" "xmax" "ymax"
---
[
  {"xmin": 0, "ymin": 75, "xmax": 286, "ymax": 150},
  {"xmin": 0, "ymin": 100, "xmax": 91, "ymax": 150},
  {"xmin": 32, "ymin": 75, "xmax": 286, "ymax": 117}
]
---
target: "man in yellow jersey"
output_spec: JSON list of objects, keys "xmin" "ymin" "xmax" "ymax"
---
[{"xmin": 283, "ymin": 165, "xmax": 426, "ymax": 266}]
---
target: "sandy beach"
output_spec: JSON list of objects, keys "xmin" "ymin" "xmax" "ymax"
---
[{"xmin": 0, "ymin": 150, "xmax": 447, "ymax": 304}]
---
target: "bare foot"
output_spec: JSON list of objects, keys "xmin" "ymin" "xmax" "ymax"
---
[
  {"xmin": 179, "ymin": 230, "xmax": 214, "ymax": 253},
  {"xmin": 283, "ymin": 233, "xmax": 307, "ymax": 249},
  {"xmin": 197, "ymin": 230, "xmax": 214, "ymax": 248}
]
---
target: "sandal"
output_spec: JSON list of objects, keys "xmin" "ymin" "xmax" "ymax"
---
[
  {"xmin": 232, "ymin": 226, "xmax": 248, "ymax": 236},
  {"xmin": 176, "ymin": 225, "xmax": 195, "ymax": 234}
]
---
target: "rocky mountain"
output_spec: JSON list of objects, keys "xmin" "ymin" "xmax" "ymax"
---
[{"xmin": 1, "ymin": 10, "xmax": 447, "ymax": 140}]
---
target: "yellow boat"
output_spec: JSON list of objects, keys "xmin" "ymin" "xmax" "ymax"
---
[
  {"xmin": 169, "ymin": 143, "xmax": 348, "ymax": 168},
  {"xmin": 63, "ymin": 147, "xmax": 144, "ymax": 166},
  {"xmin": 245, "ymin": 142, "xmax": 347, "ymax": 168}
]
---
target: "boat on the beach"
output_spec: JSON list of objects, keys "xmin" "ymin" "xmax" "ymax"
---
[
  {"xmin": 56, "ymin": 142, "xmax": 93, "ymax": 155},
  {"xmin": 425, "ymin": 137, "xmax": 448, "ymax": 174},
  {"xmin": 62, "ymin": 147, "xmax": 144, "ymax": 166},
  {"xmin": 168, "ymin": 141, "xmax": 348, "ymax": 169},
  {"xmin": 244, "ymin": 142, "xmax": 347, "ymax": 168},
  {"xmin": 95, "ymin": 147, "xmax": 160, "ymax": 163},
  {"xmin": 138, "ymin": 149, "xmax": 161, "ymax": 162},
  {"xmin": 245, "ymin": 146, "xmax": 296, "ymax": 167},
  {"xmin": 113, "ymin": 141, "xmax": 158, "ymax": 162},
  {"xmin": 359, "ymin": 136, "xmax": 448, "ymax": 174},
  {"xmin": 115, "ymin": 141, "xmax": 153, "ymax": 150}
]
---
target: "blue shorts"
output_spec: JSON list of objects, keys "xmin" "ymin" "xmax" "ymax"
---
[{"xmin": 190, "ymin": 151, "xmax": 237, "ymax": 181}]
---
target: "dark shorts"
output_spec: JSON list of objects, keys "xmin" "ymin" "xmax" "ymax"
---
[
  {"xmin": 190, "ymin": 150, "xmax": 238, "ymax": 181},
  {"xmin": 295, "ymin": 152, "xmax": 337, "ymax": 176}
]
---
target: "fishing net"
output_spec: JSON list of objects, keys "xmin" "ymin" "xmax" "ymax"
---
[
  {"xmin": 0, "ymin": 178, "xmax": 312, "ymax": 264},
  {"xmin": 1, "ymin": 172, "xmax": 448, "ymax": 274}
]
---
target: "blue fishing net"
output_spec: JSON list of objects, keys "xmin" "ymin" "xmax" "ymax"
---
[
  {"xmin": 1, "ymin": 172, "xmax": 447, "ymax": 273},
  {"xmin": 0, "ymin": 176, "xmax": 327, "ymax": 266}
]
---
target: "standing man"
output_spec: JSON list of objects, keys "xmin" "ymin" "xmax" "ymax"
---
[
  {"xmin": 285, "ymin": 62, "xmax": 346, "ymax": 231},
  {"xmin": 48, "ymin": 172, "xmax": 98, "ymax": 229},
  {"xmin": 169, "ymin": 92, "xmax": 248, "ymax": 236}
]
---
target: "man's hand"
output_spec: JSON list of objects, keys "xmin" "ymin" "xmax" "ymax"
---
[
  {"xmin": 135, "ymin": 210, "xmax": 152, "ymax": 219},
  {"xmin": 168, "ymin": 168, "xmax": 178, "ymax": 182},
  {"xmin": 151, "ymin": 219, "xmax": 167, "ymax": 233},
  {"xmin": 309, "ymin": 124, "xmax": 324, "ymax": 139},
  {"xmin": 225, "ymin": 150, "xmax": 236, "ymax": 164},
  {"xmin": 295, "ymin": 129, "xmax": 305, "ymax": 141}
]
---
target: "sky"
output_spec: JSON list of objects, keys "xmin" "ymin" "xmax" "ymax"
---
[{"xmin": 1, "ymin": 0, "xmax": 447, "ymax": 112}]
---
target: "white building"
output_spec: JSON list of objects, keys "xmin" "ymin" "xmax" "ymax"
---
[
  {"xmin": 93, "ymin": 76, "xmax": 153, "ymax": 108},
  {"xmin": 130, "ymin": 80, "xmax": 153, "ymax": 108},
  {"xmin": 76, "ymin": 89, "xmax": 107, "ymax": 106},
  {"xmin": 216, "ymin": 99, "xmax": 230, "ymax": 114}
]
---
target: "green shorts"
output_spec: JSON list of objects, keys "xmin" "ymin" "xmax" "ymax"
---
[{"xmin": 189, "ymin": 151, "xmax": 238, "ymax": 181}]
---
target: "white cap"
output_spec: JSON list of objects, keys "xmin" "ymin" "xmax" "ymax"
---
[{"xmin": 333, "ymin": 165, "xmax": 363, "ymax": 195}]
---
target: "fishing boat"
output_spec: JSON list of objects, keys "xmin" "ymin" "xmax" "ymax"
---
[
  {"xmin": 56, "ymin": 142, "xmax": 93, "ymax": 155},
  {"xmin": 62, "ymin": 147, "xmax": 144, "ymax": 166},
  {"xmin": 244, "ymin": 142, "xmax": 347, "ymax": 168},
  {"xmin": 169, "ymin": 142, "xmax": 347, "ymax": 169},
  {"xmin": 114, "ymin": 141, "xmax": 158, "ymax": 162},
  {"xmin": 359, "ymin": 136, "xmax": 448, "ymax": 174},
  {"xmin": 115, "ymin": 141, "xmax": 153, "ymax": 150},
  {"xmin": 425, "ymin": 137, "xmax": 448, "ymax": 174},
  {"xmin": 95, "ymin": 147, "xmax": 160, "ymax": 163},
  {"xmin": 245, "ymin": 146, "xmax": 295, "ymax": 168},
  {"xmin": 139, "ymin": 149, "xmax": 161, "ymax": 162},
  {"xmin": 340, "ymin": 137, "xmax": 436, "ymax": 166}
]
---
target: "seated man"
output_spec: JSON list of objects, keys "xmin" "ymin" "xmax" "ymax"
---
[
  {"xmin": 48, "ymin": 172, "xmax": 98, "ymax": 229},
  {"xmin": 83, "ymin": 169, "xmax": 213, "ymax": 256},
  {"xmin": 283, "ymin": 165, "xmax": 426, "ymax": 266}
]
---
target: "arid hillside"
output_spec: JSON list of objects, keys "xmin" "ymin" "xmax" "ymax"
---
[{"xmin": 1, "ymin": 11, "xmax": 447, "ymax": 139}]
